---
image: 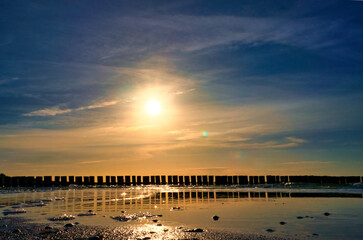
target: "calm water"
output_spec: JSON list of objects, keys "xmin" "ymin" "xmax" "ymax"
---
[{"xmin": 1, "ymin": 186, "xmax": 362, "ymax": 239}]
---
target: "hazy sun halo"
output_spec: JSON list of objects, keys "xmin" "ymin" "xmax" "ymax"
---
[{"xmin": 146, "ymin": 100, "xmax": 161, "ymax": 115}]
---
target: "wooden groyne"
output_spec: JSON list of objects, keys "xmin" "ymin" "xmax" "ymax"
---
[{"xmin": 0, "ymin": 175, "xmax": 362, "ymax": 187}]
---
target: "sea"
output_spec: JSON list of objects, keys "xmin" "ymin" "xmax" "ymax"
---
[{"xmin": 1, "ymin": 185, "xmax": 362, "ymax": 239}]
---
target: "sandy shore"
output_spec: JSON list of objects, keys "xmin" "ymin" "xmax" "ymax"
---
[{"xmin": 0, "ymin": 216, "xmax": 295, "ymax": 240}]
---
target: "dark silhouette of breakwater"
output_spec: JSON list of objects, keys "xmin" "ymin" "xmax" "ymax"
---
[{"xmin": 0, "ymin": 175, "xmax": 362, "ymax": 187}]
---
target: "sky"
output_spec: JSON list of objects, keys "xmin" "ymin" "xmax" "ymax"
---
[{"xmin": 0, "ymin": 0, "xmax": 362, "ymax": 176}]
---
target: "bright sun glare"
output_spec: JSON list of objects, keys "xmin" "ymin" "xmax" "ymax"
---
[{"xmin": 146, "ymin": 100, "xmax": 161, "ymax": 115}]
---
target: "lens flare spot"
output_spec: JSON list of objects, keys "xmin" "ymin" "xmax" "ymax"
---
[{"xmin": 203, "ymin": 131, "xmax": 208, "ymax": 136}]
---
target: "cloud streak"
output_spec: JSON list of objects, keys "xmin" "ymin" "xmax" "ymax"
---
[
  {"xmin": 286, "ymin": 137, "xmax": 307, "ymax": 143},
  {"xmin": 23, "ymin": 100, "xmax": 120, "ymax": 117}
]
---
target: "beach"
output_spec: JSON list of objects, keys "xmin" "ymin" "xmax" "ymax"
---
[
  {"xmin": 0, "ymin": 216, "xmax": 296, "ymax": 240},
  {"xmin": 1, "ymin": 186, "xmax": 362, "ymax": 239}
]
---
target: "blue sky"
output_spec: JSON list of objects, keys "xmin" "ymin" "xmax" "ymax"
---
[{"xmin": 0, "ymin": 0, "xmax": 362, "ymax": 176}]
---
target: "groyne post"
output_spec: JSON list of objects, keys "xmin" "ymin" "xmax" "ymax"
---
[
  {"xmin": 97, "ymin": 176, "xmax": 103, "ymax": 185},
  {"xmin": 75, "ymin": 176, "xmax": 82, "ymax": 185},
  {"xmin": 54, "ymin": 176, "xmax": 60, "ymax": 186},
  {"xmin": 35, "ymin": 176, "xmax": 43, "ymax": 186},
  {"xmin": 202, "ymin": 175, "xmax": 208, "ymax": 185},
  {"xmin": 197, "ymin": 176, "xmax": 202, "ymax": 185},
  {"xmin": 150, "ymin": 176, "xmax": 155, "ymax": 185},
  {"xmin": 44, "ymin": 176, "xmax": 52, "ymax": 187},
  {"xmin": 125, "ymin": 176, "xmax": 131, "ymax": 185},
  {"xmin": 89, "ymin": 176, "xmax": 95, "ymax": 185},
  {"xmin": 143, "ymin": 176, "xmax": 149, "ymax": 185},
  {"xmin": 26, "ymin": 176, "xmax": 35, "ymax": 187},
  {"xmin": 117, "ymin": 176, "xmax": 124, "ymax": 185},
  {"xmin": 69, "ymin": 176, "xmax": 75, "ymax": 184},
  {"xmin": 83, "ymin": 176, "xmax": 90, "ymax": 185},
  {"xmin": 161, "ymin": 175, "xmax": 166, "ymax": 185},
  {"xmin": 248, "ymin": 176, "xmax": 254, "ymax": 184},
  {"xmin": 179, "ymin": 176, "xmax": 184, "ymax": 185},
  {"xmin": 227, "ymin": 176, "xmax": 233, "ymax": 185},
  {"xmin": 155, "ymin": 175, "xmax": 161, "ymax": 185},
  {"xmin": 61, "ymin": 176, "xmax": 68, "ymax": 186},
  {"xmin": 11, "ymin": 177, "xmax": 19, "ymax": 187},
  {"xmin": 4, "ymin": 176, "xmax": 11, "ymax": 187},
  {"xmin": 266, "ymin": 175, "xmax": 276, "ymax": 184},
  {"xmin": 259, "ymin": 176, "xmax": 265, "ymax": 184},
  {"xmin": 232, "ymin": 176, "xmax": 238, "ymax": 185},
  {"xmin": 106, "ymin": 176, "xmax": 111, "ymax": 185},
  {"xmin": 191, "ymin": 175, "xmax": 197, "ymax": 185},
  {"xmin": 0, "ymin": 175, "xmax": 4, "ymax": 187},
  {"xmin": 18, "ymin": 177, "xmax": 26, "ymax": 187},
  {"xmin": 238, "ymin": 176, "xmax": 248, "ymax": 185},
  {"xmin": 184, "ymin": 176, "xmax": 190, "ymax": 185},
  {"xmin": 253, "ymin": 176, "xmax": 259, "ymax": 184},
  {"xmin": 111, "ymin": 176, "xmax": 116, "ymax": 185},
  {"xmin": 167, "ymin": 176, "xmax": 172, "ymax": 185},
  {"xmin": 173, "ymin": 175, "xmax": 178, "ymax": 185}
]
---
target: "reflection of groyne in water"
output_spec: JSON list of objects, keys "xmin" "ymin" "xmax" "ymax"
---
[
  {"xmin": 1, "ymin": 175, "xmax": 362, "ymax": 188},
  {"xmin": 0, "ymin": 189, "xmax": 361, "ymax": 213}
]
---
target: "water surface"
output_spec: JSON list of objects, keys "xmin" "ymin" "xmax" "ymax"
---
[{"xmin": 1, "ymin": 186, "xmax": 362, "ymax": 239}]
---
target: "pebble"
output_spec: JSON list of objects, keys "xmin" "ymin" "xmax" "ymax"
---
[
  {"xmin": 40, "ymin": 228, "xmax": 58, "ymax": 234},
  {"xmin": 88, "ymin": 234, "xmax": 103, "ymax": 240},
  {"xmin": 3, "ymin": 208, "xmax": 26, "ymax": 215},
  {"xmin": 185, "ymin": 228, "xmax": 204, "ymax": 233},
  {"xmin": 170, "ymin": 206, "xmax": 181, "ymax": 211},
  {"xmin": 156, "ymin": 223, "xmax": 162, "ymax": 226},
  {"xmin": 279, "ymin": 221, "xmax": 286, "ymax": 225},
  {"xmin": 152, "ymin": 219, "xmax": 158, "ymax": 222},
  {"xmin": 78, "ymin": 211, "xmax": 96, "ymax": 216},
  {"xmin": 12, "ymin": 229, "xmax": 21, "ymax": 233},
  {"xmin": 312, "ymin": 233, "xmax": 319, "ymax": 236},
  {"xmin": 297, "ymin": 216, "xmax": 304, "ymax": 219},
  {"xmin": 64, "ymin": 223, "xmax": 74, "ymax": 227},
  {"xmin": 50, "ymin": 214, "xmax": 76, "ymax": 221},
  {"xmin": 212, "ymin": 215, "xmax": 219, "ymax": 221},
  {"xmin": 266, "ymin": 229, "xmax": 275, "ymax": 233},
  {"xmin": 324, "ymin": 212, "xmax": 331, "ymax": 216}
]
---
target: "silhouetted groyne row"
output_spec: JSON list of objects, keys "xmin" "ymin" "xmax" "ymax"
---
[{"xmin": 0, "ymin": 175, "xmax": 362, "ymax": 187}]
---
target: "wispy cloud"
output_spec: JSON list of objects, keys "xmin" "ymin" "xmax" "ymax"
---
[
  {"xmin": 98, "ymin": 14, "xmax": 354, "ymax": 60},
  {"xmin": 281, "ymin": 161, "xmax": 333, "ymax": 165},
  {"xmin": 80, "ymin": 160, "xmax": 104, "ymax": 164},
  {"xmin": 23, "ymin": 107, "xmax": 72, "ymax": 117},
  {"xmin": 174, "ymin": 88, "xmax": 195, "ymax": 95},
  {"xmin": 23, "ymin": 100, "xmax": 120, "ymax": 117},
  {"xmin": 286, "ymin": 137, "xmax": 307, "ymax": 143}
]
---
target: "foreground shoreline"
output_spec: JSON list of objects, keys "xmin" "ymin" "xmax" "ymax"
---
[{"xmin": 0, "ymin": 216, "xmax": 294, "ymax": 240}]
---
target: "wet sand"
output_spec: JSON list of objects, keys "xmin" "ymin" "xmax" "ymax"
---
[
  {"xmin": 0, "ymin": 216, "xmax": 293, "ymax": 240},
  {"xmin": 1, "ymin": 187, "xmax": 362, "ymax": 239}
]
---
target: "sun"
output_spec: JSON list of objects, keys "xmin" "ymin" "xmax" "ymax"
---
[{"xmin": 146, "ymin": 100, "xmax": 161, "ymax": 115}]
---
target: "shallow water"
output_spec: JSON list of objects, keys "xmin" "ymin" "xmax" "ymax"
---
[{"xmin": 1, "ymin": 186, "xmax": 362, "ymax": 239}]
